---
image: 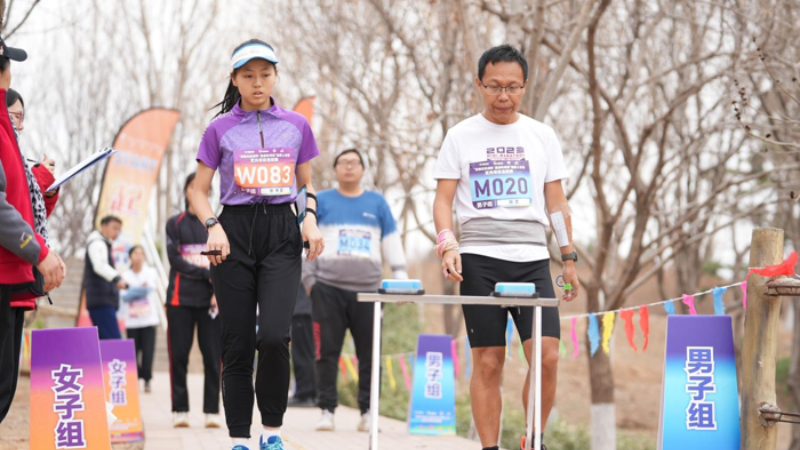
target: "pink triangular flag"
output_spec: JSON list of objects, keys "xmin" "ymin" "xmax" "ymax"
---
[{"xmin": 682, "ymin": 294, "xmax": 697, "ymax": 315}]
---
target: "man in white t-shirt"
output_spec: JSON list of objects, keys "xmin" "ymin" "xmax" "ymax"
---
[{"xmin": 433, "ymin": 45, "xmax": 580, "ymax": 450}]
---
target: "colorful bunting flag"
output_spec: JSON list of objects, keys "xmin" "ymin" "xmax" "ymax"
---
[
  {"xmin": 451, "ymin": 340, "xmax": 459, "ymax": 379},
  {"xmin": 639, "ymin": 305, "xmax": 649, "ymax": 351},
  {"xmin": 399, "ymin": 354, "xmax": 412, "ymax": 391},
  {"xmin": 344, "ymin": 354, "xmax": 359, "ymax": 382},
  {"xmin": 559, "ymin": 340, "xmax": 567, "ymax": 358},
  {"xmin": 339, "ymin": 357, "xmax": 348, "ymax": 382},
  {"xmin": 465, "ymin": 338, "xmax": 472, "ymax": 378},
  {"xmin": 518, "ymin": 335, "xmax": 526, "ymax": 361},
  {"xmin": 386, "ymin": 356, "xmax": 397, "ymax": 390},
  {"xmin": 588, "ymin": 314, "xmax": 600, "ymax": 356},
  {"xmin": 741, "ymin": 281, "xmax": 747, "ymax": 309},
  {"xmin": 682, "ymin": 294, "xmax": 697, "ymax": 315},
  {"xmin": 619, "ymin": 309, "xmax": 638, "ymax": 351},
  {"xmin": 570, "ymin": 317, "xmax": 579, "ymax": 358},
  {"xmin": 712, "ymin": 287, "xmax": 727, "ymax": 315},
  {"xmin": 601, "ymin": 312, "xmax": 615, "ymax": 354},
  {"xmin": 505, "ymin": 317, "xmax": 514, "ymax": 360},
  {"xmin": 663, "ymin": 301, "xmax": 676, "ymax": 315}
]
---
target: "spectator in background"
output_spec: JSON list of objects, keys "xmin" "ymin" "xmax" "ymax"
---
[
  {"xmin": 288, "ymin": 277, "xmax": 316, "ymax": 408},
  {"xmin": 7, "ymin": 88, "xmax": 59, "ymax": 210},
  {"xmin": 0, "ymin": 36, "xmax": 66, "ymax": 424},
  {"xmin": 165, "ymin": 172, "xmax": 221, "ymax": 429},
  {"xmin": 119, "ymin": 245, "xmax": 160, "ymax": 393},
  {"xmin": 303, "ymin": 148, "xmax": 408, "ymax": 433},
  {"xmin": 85, "ymin": 215, "xmax": 127, "ymax": 340}
]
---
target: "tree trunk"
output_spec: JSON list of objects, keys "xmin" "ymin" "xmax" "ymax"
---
[
  {"xmin": 588, "ymin": 348, "xmax": 616, "ymax": 450},
  {"xmin": 741, "ymin": 228, "xmax": 784, "ymax": 450}
]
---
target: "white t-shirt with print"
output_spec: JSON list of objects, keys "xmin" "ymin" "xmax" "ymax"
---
[
  {"xmin": 119, "ymin": 267, "xmax": 162, "ymax": 329},
  {"xmin": 433, "ymin": 113, "xmax": 569, "ymax": 262}
]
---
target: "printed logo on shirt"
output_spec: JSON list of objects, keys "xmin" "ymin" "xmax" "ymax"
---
[
  {"xmin": 337, "ymin": 230, "xmax": 372, "ymax": 259},
  {"xmin": 180, "ymin": 244, "xmax": 211, "ymax": 269},
  {"xmin": 233, "ymin": 148, "xmax": 295, "ymax": 196},
  {"xmin": 486, "ymin": 146, "xmax": 526, "ymax": 161},
  {"xmin": 363, "ymin": 212, "xmax": 377, "ymax": 219},
  {"xmin": 469, "ymin": 146, "xmax": 532, "ymax": 209}
]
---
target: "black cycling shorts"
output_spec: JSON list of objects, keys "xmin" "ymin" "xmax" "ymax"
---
[{"xmin": 461, "ymin": 253, "xmax": 560, "ymax": 348}]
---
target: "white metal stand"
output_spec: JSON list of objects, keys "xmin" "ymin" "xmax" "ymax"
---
[
  {"xmin": 358, "ymin": 293, "xmax": 559, "ymax": 450},
  {"xmin": 369, "ymin": 301, "xmax": 382, "ymax": 450}
]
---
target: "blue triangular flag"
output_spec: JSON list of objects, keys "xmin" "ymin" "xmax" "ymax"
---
[
  {"xmin": 505, "ymin": 317, "xmax": 514, "ymax": 360},
  {"xmin": 588, "ymin": 314, "xmax": 600, "ymax": 356},
  {"xmin": 663, "ymin": 301, "xmax": 676, "ymax": 315},
  {"xmin": 712, "ymin": 287, "xmax": 727, "ymax": 315}
]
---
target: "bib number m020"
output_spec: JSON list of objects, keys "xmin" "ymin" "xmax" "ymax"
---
[{"xmin": 469, "ymin": 159, "xmax": 532, "ymax": 209}]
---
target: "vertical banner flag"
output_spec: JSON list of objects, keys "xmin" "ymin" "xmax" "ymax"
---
[
  {"xmin": 95, "ymin": 108, "xmax": 180, "ymax": 252},
  {"xmin": 408, "ymin": 335, "xmax": 457, "ymax": 436},
  {"xmin": 78, "ymin": 109, "xmax": 180, "ymax": 327},
  {"xmin": 100, "ymin": 340, "xmax": 144, "ymax": 443},
  {"xmin": 30, "ymin": 328, "xmax": 112, "ymax": 450},
  {"xmin": 657, "ymin": 316, "xmax": 740, "ymax": 449},
  {"xmin": 293, "ymin": 97, "xmax": 315, "ymax": 126}
]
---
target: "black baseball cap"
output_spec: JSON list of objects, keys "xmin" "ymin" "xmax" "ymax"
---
[{"xmin": 0, "ymin": 36, "xmax": 27, "ymax": 62}]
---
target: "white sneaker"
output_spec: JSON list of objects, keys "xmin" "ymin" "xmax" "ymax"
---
[
  {"xmin": 357, "ymin": 412, "xmax": 371, "ymax": 432},
  {"xmin": 205, "ymin": 413, "xmax": 222, "ymax": 428},
  {"xmin": 173, "ymin": 412, "xmax": 190, "ymax": 428},
  {"xmin": 315, "ymin": 410, "xmax": 335, "ymax": 431}
]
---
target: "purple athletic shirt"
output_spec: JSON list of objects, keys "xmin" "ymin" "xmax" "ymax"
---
[{"xmin": 196, "ymin": 99, "xmax": 320, "ymax": 206}]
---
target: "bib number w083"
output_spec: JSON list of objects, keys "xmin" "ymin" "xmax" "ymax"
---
[
  {"xmin": 469, "ymin": 160, "xmax": 532, "ymax": 209},
  {"xmin": 234, "ymin": 148, "xmax": 295, "ymax": 196}
]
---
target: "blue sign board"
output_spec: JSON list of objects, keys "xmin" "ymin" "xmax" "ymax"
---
[
  {"xmin": 408, "ymin": 334, "xmax": 456, "ymax": 435},
  {"xmin": 658, "ymin": 316, "xmax": 740, "ymax": 449}
]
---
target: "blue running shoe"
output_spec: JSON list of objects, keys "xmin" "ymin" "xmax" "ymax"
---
[
  {"xmin": 232, "ymin": 446, "xmax": 250, "ymax": 450},
  {"xmin": 260, "ymin": 435, "xmax": 284, "ymax": 450}
]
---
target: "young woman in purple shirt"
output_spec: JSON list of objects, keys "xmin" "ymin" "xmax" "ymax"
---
[{"xmin": 189, "ymin": 39, "xmax": 324, "ymax": 450}]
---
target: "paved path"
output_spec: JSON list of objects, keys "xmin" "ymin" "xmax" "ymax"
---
[{"xmin": 142, "ymin": 372, "xmax": 485, "ymax": 450}]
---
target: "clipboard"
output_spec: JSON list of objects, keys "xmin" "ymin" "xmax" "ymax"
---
[{"xmin": 47, "ymin": 147, "xmax": 116, "ymax": 192}]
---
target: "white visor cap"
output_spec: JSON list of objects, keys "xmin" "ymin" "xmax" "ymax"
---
[{"xmin": 232, "ymin": 44, "xmax": 279, "ymax": 70}]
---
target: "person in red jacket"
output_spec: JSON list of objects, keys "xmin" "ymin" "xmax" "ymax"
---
[{"xmin": 0, "ymin": 37, "xmax": 66, "ymax": 424}]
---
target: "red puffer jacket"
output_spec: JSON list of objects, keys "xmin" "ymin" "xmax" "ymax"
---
[{"xmin": 0, "ymin": 89, "xmax": 50, "ymax": 310}]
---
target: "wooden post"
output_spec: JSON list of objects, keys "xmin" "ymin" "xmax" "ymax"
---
[{"xmin": 741, "ymin": 228, "xmax": 784, "ymax": 450}]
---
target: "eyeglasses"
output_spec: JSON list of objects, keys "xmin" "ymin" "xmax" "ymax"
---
[
  {"xmin": 481, "ymin": 84, "xmax": 526, "ymax": 96},
  {"xmin": 9, "ymin": 111, "xmax": 23, "ymax": 125},
  {"xmin": 336, "ymin": 160, "xmax": 362, "ymax": 168}
]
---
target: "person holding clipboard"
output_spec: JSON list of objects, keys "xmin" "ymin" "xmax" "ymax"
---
[{"xmin": 188, "ymin": 39, "xmax": 323, "ymax": 450}]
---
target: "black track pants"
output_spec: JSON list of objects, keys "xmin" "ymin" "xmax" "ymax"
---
[{"xmin": 211, "ymin": 203, "xmax": 302, "ymax": 438}]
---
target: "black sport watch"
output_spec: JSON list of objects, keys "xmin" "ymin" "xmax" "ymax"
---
[
  {"xmin": 561, "ymin": 251, "xmax": 578, "ymax": 263},
  {"xmin": 205, "ymin": 217, "xmax": 219, "ymax": 230}
]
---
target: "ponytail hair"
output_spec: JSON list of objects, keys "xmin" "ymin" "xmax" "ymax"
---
[{"xmin": 212, "ymin": 39, "xmax": 276, "ymax": 118}]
